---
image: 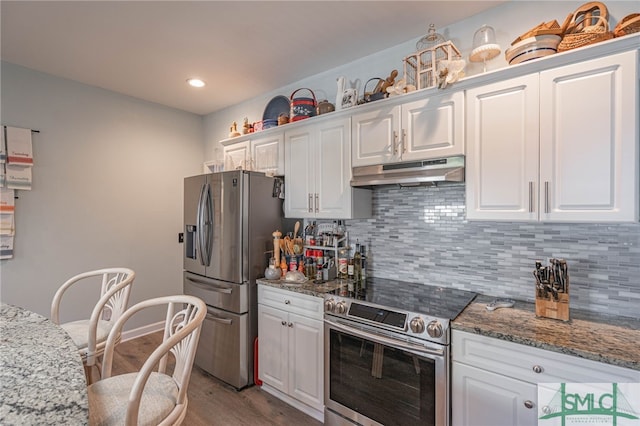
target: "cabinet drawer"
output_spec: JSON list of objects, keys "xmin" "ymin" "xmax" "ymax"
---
[
  {"xmin": 452, "ymin": 330, "xmax": 640, "ymax": 384},
  {"xmin": 258, "ymin": 285, "xmax": 323, "ymax": 320}
]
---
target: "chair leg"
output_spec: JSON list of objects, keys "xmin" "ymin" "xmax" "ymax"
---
[
  {"xmin": 84, "ymin": 362, "xmax": 102, "ymax": 385},
  {"xmin": 84, "ymin": 365, "xmax": 93, "ymax": 385}
]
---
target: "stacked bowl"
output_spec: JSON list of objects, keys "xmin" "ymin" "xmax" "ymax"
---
[{"xmin": 505, "ymin": 34, "xmax": 562, "ymax": 65}]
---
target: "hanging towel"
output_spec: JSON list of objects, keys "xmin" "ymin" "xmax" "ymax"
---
[
  {"xmin": 0, "ymin": 189, "xmax": 15, "ymax": 235},
  {"xmin": 0, "ymin": 127, "xmax": 6, "ymax": 163},
  {"xmin": 6, "ymin": 165, "xmax": 32, "ymax": 190},
  {"xmin": 0, "ymin": 235, "xmax": 14, "ymax": 259},
  {"xmin": 0, "ymin": 214, "xmax": 14, "ymax": 236},
  {"xmin": 6, "ymin": 126, "xmax": 33, "ymax": 166},
  {"xmin": 0, "ymin": 189, "xmax": 14, "ymax": 213}
]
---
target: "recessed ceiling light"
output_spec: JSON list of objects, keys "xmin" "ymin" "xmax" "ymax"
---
[{"xmin": 187, "ymin": 78, "xmax": 206, "ymax": 88}]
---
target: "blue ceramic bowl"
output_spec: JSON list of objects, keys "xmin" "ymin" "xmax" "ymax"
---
[{"xmin": 263, "ymin": 119, "xmax": 278, "ymax": 129}]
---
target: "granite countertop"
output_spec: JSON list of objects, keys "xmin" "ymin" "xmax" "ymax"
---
[
  {"xmin": 0, "ymin": 303, "xmax": 88, "ymax": 425},
  {"xmin": 257, "ymin": 277, "xmax": 346, "ymax": 297},
  {"xmin": 453, "ymin": 295, "xmax": 640, "ymax": 371},
  {"xmin": 258, "ymin": 278, "xmax": 640, "ymax": 371}
]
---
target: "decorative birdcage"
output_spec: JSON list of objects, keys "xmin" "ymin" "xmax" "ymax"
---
[{"xmin": 403, "ymin": 41, "xmax": 462, "ymax": 90}]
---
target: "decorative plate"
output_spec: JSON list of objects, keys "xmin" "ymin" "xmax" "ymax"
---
[{"xmin": 263, "ymin": 95, "xmax": 291, "ymax": 121}]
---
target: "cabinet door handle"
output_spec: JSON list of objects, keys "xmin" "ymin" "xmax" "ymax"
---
[
  {"xmin": 315, "ymin": 193, "xmax": 319, "ymax": 213},
  {"xmin": 393, "ymin": 131, "xmax": 398, "ymax": 155},
  {"xmin": 281, "ymin": 320, "xmax": 287, "ymax": 326},
  {"xmin": 308, "ymin": 193, "xmax": 313, "ymax": 213},
  {"xmin": 544, "ymin": 181, "xmax": 550, "ymax": 214},
  {"xmin": 532, "ymin": 365, "xmax": 543, "ymax": 374},
  {"xmin": 528, "ymin": 182, "xmax": 535, "ymax": 213},
  {"xmin": 288, "ymin": 322, "xmax": 294, "ymax": 327},
  {"xmin": 284, "ymin": 299, "xmax": 290, "ymax": 304},
  {"xmin": 402, "ymin": 129, "xmax": 407, "ymax": 153},
  {"xmin": 524, "ymin": 400, "xmax": 535, "ymax": 409}
]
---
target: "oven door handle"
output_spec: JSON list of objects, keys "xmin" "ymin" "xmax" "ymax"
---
[{"xmin": 325, "ymin": 319, "xmax": 445, "ymax": 357}]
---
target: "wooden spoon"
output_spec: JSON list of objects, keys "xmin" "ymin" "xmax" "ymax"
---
[{"xmin": 293, "ymin": 221, "xmax": 300, "ymax": 240}]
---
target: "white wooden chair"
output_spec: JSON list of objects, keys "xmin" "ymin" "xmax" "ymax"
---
[
  {"xmin": 87, "ymin": 295, "xmax": 206, "ymax": 426},
  {"xmin": 51, "ymin": 267, "xmax": 136, "ymax": 383}
]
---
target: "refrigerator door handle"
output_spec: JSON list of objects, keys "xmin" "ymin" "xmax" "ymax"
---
[
  {"xmin": 196, "ymin": 183, "xmax": 207, "ymax": 266},
  {"xmin": 186, "ymin": 275, "xmax": 234, "ymax": 294},
  {"xmin": 205, "ymin": 313, "xmax": 233, "ymax": 325},
  {"xmin": 202, "ymin": 182, "xmax": 213, "ymax": 266}
]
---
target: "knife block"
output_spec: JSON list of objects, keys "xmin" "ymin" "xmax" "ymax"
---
[
  {"xmin": 535, "ymin": 279, "xmax": 569, "ymax": 322},
  {"xmin": 535, "ymin": 292, "xmax": 569, "ymax": 321},
  {"xmin": 534, "ymin": 258, "xmax": 570, "ymax": 321}
]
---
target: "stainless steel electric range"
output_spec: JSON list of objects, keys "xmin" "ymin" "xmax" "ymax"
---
[{"xmin": 324, "ymin": 277, "xmax": 477, "ymax": 426}]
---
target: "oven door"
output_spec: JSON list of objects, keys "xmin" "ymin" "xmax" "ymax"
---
[{"xmin": 324, "ymin": 317, "xmax": 449, "ymax": 426}]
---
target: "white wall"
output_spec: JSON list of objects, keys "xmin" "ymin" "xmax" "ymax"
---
[
  {"xmin": 0, "ymin": 63, "xmax": 204, "ymax": 330},
  {"xmin": 203, "ymin": 1, "xmax": 636, "ymax": 158}
]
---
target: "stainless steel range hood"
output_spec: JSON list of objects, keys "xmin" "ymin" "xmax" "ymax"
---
[{"xmin": 351, "ymin": 156, "xmax": 464, "ymax": 188}]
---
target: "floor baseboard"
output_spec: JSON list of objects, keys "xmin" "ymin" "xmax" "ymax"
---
[{"xmin": 121, "ymin": 321, "xmax": 164, "ymax": 342}]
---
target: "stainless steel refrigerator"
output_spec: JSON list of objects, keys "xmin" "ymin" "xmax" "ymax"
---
[{"xmin": 183, "ymin": 170, "xmax": 281, "ymax": 389}]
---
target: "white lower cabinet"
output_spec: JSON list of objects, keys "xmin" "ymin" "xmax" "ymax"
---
[
  {"xmin": 453, "ymin": 361, "xmax": 537, "ymax": 426},
  {"xmin": 257, "ymin": 285, "xmax": 324, "ymax": 421},
  {"xmin": 452, "ymin": 330, "xmax": 640, "ymax": 426}
]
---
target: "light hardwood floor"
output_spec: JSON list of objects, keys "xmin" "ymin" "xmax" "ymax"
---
[{"xmin": 111, "ymin": 331, "xmax": 322, "ymax": 425}]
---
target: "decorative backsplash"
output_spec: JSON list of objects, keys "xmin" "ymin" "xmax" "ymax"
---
[{"xmin": 345, "ymin": 184, "xmax": 640, "ymax": 318}]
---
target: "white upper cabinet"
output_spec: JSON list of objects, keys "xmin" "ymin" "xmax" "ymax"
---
[
  {"xmin": 284, "ymin": 116, "xmax": 371, "ymax": 219},
  {"xmin": 401, "ymin": 91, "xmax": 465, "ymax": 161},
  {"xmin": 351, "ymin": 90, "xmax": 464, "ymax": 167},
  {"xmin": 466, "ymin": 74, "xmax": 540, "ymax": 221},
  {"xmin": 351, "ymin": 103, "xmax": 400, "ymax": 166},
  {"xmin": 221, "ymin": 130, "xmax": 285, "ymax": 176},
  {"xmin": 250, "ymin": 132, "xmax": 285, "ymax": 176},
  {"xmin": 466, "ymin": 50, "xmax": 638, "ymax": 222},
  {"xmin": 222, "ymin": 139, "xmax": 251, "ymax": 172},
  {"xmin": 539, "ymin": 51, "xmax": 638, "ymax": 222}
]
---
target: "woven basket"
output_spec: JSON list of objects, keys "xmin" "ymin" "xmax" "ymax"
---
[
  {"xmin": 614, "ymin": 13, "xmax": 640, "ymax": 38},
  {"xmin": 557, "ymin": 2, "xmax": 613, "ymax": 52}
]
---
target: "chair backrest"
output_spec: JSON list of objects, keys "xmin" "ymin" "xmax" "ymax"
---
[
  {"xmin": 51, "ymin": 267, "xmax": 136, "ymax": 364},
  {"xmin": 100, "ymin": 295, "xmax": 206, "ymax": 426}
]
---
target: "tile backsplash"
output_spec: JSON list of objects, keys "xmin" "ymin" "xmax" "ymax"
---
[{"xmin": 345, "ymin": 184, "xmax": 640, "ymax": 318}]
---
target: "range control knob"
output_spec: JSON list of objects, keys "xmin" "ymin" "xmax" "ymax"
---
[
  {"xmin": 335, "ymin": 301, "xmax": 347, "ymax": 315},
  {"xmin": 409, "ymin": 317, "xmax": 425, "ymax": 333},
  {"xmin": 427, "ymin": 320, "xmax": 444, "ymax": 338},
  {"xmin": 324, "ymin": 299, "xmax": 336, "ymax": 312}
]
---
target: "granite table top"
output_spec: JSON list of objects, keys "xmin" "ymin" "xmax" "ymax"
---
[
  {"xmin": 453, "ymin": 295, "xmax": 640, "ymax": 371},
  {"xmin": 0, "ymin": 303, "xmax": 88, "ymax": 425}
]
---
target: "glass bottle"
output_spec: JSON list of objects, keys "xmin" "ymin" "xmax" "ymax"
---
[
  {"xmin": 353, "ymin": 243, "xmax": 362, "ymax": 293},
  {"xmin": 360, "ymin": 245, "xmax": 367, "ymax": 289},
  {"xmin": 337, "ymin": 220, "xmax": 345, "ymax": 239},
  {"xmin": 347, "ymin": 256, "xmax": 355, "ymax": 288},
  {"xmin": 338, "ymin": 248, "xmax": 348, "ymax": 279}
]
